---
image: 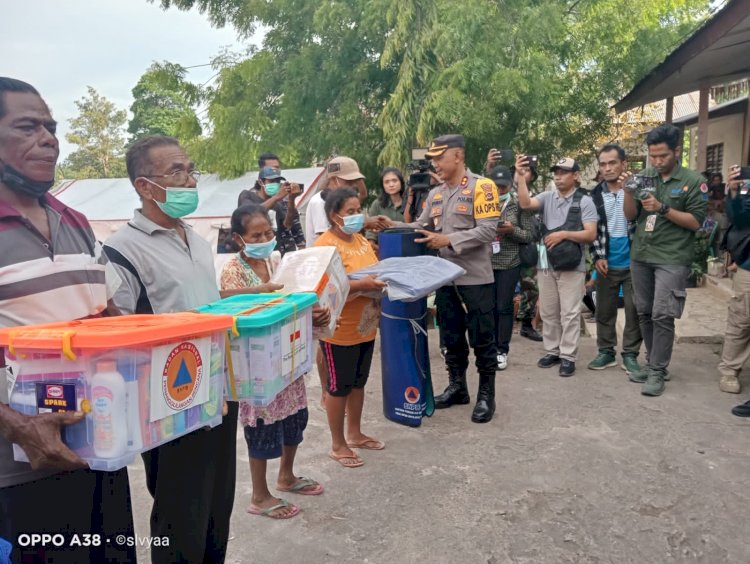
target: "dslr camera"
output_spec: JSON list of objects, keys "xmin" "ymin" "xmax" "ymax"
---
[
  {"xmin": 407, "ymin": 159, "xmax": 435, "ymax": 192},
  {"xmin": 624, "ymin": 174, "xmax": 655, "ymax": 199}
]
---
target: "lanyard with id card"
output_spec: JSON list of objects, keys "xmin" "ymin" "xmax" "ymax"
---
[{"xmin": 493, "ymin": 198, "xmax": 512, "ymax": 254}]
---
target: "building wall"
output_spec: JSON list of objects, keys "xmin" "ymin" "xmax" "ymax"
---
[{"xmin": 686, "ymin": 112, "xmax": 745, "ymax": 179}]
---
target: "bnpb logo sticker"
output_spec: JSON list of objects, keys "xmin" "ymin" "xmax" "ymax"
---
[
  {"xmin": 404, "ymin": 386, "xmax": 420, "ymax": 404},
  {"xmin": 162, "ymin": 342, "xmax": 203, "ymax": 410}
]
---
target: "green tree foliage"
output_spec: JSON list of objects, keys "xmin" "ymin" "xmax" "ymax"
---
[
  {"xmin": 154, "ymin": 0, "xmax": 712, "ymax": 181},
  {"xmin": 128, "ymin": 61, "xmax": 202, "ymax": 143},
  {"xmin": 62, "ymin": 87, "xmax": 127, "ymax": 178}
]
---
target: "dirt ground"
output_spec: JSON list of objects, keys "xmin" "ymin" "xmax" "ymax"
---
[{"xmin": 127, "ymin": 325, "xmax": 750, "ymax": 564}]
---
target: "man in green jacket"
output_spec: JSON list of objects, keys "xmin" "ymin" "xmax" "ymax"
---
[{"xmin": 623, "ymin": 123, "xmax": 707, "ymax": 397}]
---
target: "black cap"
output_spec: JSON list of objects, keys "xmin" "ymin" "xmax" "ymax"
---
[
  {"xmin": 259, "ymin": 166, "xmax": 285, "ymax": 180},
  {"xmin": 488, "ymin": 165, "xmax": 513, "ymax": 187},
  {"xmin": 425, "ymin": 134, "xmax": 465, "ymax": 158}
]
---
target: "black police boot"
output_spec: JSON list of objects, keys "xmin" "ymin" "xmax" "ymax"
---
[
  {"xmin": 471, "ymin": 373, "xmax": 496, "ymax": 423},
  {"xmin": 434, "ymin": 369, "xmax": 470, "ymax": 409}
]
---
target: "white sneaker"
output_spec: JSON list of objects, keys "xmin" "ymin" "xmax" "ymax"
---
[
  {"xmin": 496, "ymin": 353, "xmax": 508, "ymax": 371},
  {"xmin": 719, "ymin": 373, "xmax": 741, "ymax": 394}
]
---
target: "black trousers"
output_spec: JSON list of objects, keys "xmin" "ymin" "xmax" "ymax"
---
[
  {"xmin": 142, "ymin": 401, "xmax": 238, "ymax": 564},
  {"xmin": 435, "ymin": 283, "xmax": 497, "ymax": 376},
  {"xmin": 0, "ymin": 468, "xmax": 135, "ymax": 564},
  {"xmin": 493, "ymin": 266, "xmax": 521, "ymax": 355}
]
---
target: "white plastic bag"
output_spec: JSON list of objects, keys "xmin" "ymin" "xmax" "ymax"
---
[{"xmin": 349, "ymin": 256, "xmax": 466, "ymax": 302}]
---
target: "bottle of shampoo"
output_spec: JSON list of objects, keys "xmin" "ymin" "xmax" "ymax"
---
[{"xmin": 91, "ymin": 360, "xmax": 128, "ymax": 459}]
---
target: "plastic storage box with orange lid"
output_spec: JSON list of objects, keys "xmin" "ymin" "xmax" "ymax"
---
[
  {"xmin": 196, "ymin": 293, "xmax": 317, "ymax": 405},
  {"xmin": 0, "ymin": 312, "xmax": 233, "ymax": 471}
]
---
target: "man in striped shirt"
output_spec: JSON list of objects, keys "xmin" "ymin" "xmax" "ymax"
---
[
  {"xmin": 588, "ymin": 144, "xmax": 642, "ymax": 374},
  {"xmin": 0, "ymin": 77, "xmax": 134, "ymax": 562}
]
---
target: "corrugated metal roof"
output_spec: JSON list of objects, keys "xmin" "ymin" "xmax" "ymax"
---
[
  {"xmin": 616, "ymin": 0, "xmax": 750, "ymax": 112},
  {"xmin": 616, "ymin": 92, "xmax": 704, "ymax": 123},
  {"xmin": 53, "ymin": 167, "xmax": 324, "ymax": 221}
]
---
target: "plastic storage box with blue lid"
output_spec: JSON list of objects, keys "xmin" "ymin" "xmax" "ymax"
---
[
  {"xmin": 196, "ymin": 293, "xmax": 317, "ymax": 404},
  {"xmin": 0, "ymin": 313, "xmax": 232, "ymax": 471}
]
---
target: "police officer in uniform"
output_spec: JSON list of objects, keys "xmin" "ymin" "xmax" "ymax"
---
[{"xmin": 398, "ymin": 134, "xmax": 501, "ymax": 423}]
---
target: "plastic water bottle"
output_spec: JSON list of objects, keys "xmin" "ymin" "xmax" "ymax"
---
[{"xmin": 91, "ymin": 360, "xmax": 128, "ymax": 459}]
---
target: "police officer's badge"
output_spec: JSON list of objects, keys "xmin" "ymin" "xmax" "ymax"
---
[{"xmin": 481, "ymin": 182, "xmax": 495, "ymax": 202}]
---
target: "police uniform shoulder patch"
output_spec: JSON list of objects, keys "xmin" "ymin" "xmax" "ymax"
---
[
  {"xmin": 699, "ymin": 183, "xmax": 708, "ymax": 193},
  {"xmin": 479, "ymin": 181, "xmax": 495, "ymax": 203},
  {"xmin": 473, "ymin": 180, "xmax": 500, "ymax": 220}
]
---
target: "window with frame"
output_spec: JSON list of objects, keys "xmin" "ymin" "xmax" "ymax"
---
[{"xmin": 706, "ymin": 143, "xmax": 724, "ymax": 175}]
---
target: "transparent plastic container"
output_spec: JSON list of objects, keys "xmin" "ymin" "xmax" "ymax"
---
[
  {"xmin": 0, "ymin": 313, "xmax": 233, "ymax": 471},
  {"xmin": 196, "ymin": 293, "xmax": 317, "ymax": 404}
]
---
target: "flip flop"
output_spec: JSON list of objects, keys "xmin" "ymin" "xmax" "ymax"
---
[
  {"xmin": 346, "ymin": 438, "xmax": 385, "ymax": 450},
  {"xmin": 277, "ymin": 477, "xmax": 325, "ymax": 496},
  {"xmin": 247, "ymin": 498, "xmax": 300, "ymax": 519},
  {"xmin": 328, "ymin": 450, "xmax": 364, "ymax": 468}
]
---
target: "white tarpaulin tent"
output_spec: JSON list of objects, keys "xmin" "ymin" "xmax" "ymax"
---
[{"xmin": 54, "ymin": 167, "xmax": 325, "ymax": 273}]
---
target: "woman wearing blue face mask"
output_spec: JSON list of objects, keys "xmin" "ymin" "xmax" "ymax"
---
[
  {"xmin": 314, "ymin": 188, "xmax": 387, "ymax": 468},
  {"xmin": 220, "ymin": 204, "xmax": 332, "ymax": 519}
]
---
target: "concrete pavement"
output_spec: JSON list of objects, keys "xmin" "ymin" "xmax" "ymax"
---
[{"xmin": 126, "ymin": 325, "xmax": 750, "ymax": 564}]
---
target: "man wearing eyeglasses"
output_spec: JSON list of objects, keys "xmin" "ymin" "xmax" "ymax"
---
[{"xmin": 103, "ymin": 135, "xmax": 238, "ymax": 563}]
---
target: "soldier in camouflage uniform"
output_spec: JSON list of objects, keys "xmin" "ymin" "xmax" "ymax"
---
[{"xmin": 517, "ymin": 265, "xmax": 542, "ymax": 341}]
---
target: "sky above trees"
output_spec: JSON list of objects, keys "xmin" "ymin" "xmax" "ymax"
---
[
  {"xmin": 0, "ymin": 0, "xmax": 245, "ymax": 159},
  {"xmin": 4, "ymin": 0, "xmax": 721, "ymax": 180}
]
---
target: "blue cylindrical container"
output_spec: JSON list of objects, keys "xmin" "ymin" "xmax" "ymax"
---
[{"xmin": 378, "ymin": 228, "xmax": 434, "ymax": 426}]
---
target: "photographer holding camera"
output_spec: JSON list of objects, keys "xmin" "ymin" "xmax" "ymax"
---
[
  {"xmin": 622, "ymin": 123, "xmax": 707, "ymax": 397},
  {"xmin": 486, "ymin": 148, "xmax": 543, "ymax": 342},
  {"xmin": 403, "ymin": 160, "xmax": 440, "ymax": 223},
  {"xmin": 718, "ymin": 165, "xmax": 750, "ymax": 405},
  {"xmin": 238, "ymin": 165, "xmax": 305, "ymax": 255},
  {"xmin": 517, "ymin": 156, "xmax": 598, "ymax": 377},
  {"xmin": 487, "ymin": 165, "xmax": 536, "ymax": 371}
]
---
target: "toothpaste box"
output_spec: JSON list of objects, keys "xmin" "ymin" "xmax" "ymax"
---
[{"xmin": 270, "ymin": 247, "xmax": 349, "ymax": 338}]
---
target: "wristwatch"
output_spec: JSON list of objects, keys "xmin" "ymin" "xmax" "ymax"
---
[{"xmin": 658, "ymin": 203, "xmax": 671, "ymax": 216}]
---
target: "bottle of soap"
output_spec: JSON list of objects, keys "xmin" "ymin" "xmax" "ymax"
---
[{"xmin": 91, "ymin": 360, "xmax": 128, "ymax": 459}]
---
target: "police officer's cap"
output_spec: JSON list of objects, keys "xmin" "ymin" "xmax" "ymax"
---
[{"xmin": 425, "ymin": 134, "xmax": 465, "ymax": 158}]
